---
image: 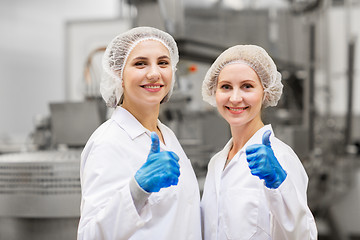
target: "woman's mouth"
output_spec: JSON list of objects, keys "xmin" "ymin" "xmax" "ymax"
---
[
  {"xmin": 141, "ymin": 84, "xmax": 164, "ymax": 92},
  {"xmin": 226, "ymin": 106, "xmax": 249, "ymax": 113}
]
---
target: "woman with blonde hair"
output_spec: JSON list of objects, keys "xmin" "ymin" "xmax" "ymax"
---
[{"xmin": 201, "ymin": 45, "xmax": 317, "ymax": 240}]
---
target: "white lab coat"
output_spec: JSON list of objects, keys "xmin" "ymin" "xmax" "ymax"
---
[
  {"xmin": 201, "ymin": 125, "xmax": 317, "ymax": 240},
  {"xmin": 78, "ymin": 107, "xmax": 201, "ymax": 240}
]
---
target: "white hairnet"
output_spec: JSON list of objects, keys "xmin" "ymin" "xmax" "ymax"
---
[
  {"xmin": 202, "ymin": 45, "xmax": 283, "ymax": 108},
  {"xmin": 100, "ymin": 26, "xmax": 179, "ymax": 108}
]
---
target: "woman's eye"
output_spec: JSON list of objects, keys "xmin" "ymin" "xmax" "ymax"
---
[
  {"xmin": 220, "ymin": 84, "xmax": 231, "ymax": 90},
  {"xmin": 158, "ymin": 60, "xmax": 169, "ymax": 66},
  {"xmin": 134, "ymin": 61, "xmax": 146, "ymax": 66},
  {"xmin": 243, "ymin": 84, "xmax": 253, "ymax": 89}
]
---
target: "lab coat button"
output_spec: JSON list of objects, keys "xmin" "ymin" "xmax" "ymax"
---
[{"xmin": 136, "ymin": 221, "xmax": 144, "ymax": 227}]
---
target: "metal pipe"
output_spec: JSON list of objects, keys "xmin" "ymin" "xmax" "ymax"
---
[
  {"xmin": 344, "ymin": 0, "xmax": 356, "ymax": 148},
  {"xmin": 308, "ymin": 22, "xmax": 316, "ymax": 152},
  {"xmin": 344, "ymin": 38, "xmax": 356, "ymax": 147}
]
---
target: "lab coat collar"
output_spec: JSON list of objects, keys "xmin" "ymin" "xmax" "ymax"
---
[
  {"xmin": 111, "ymin": 107, "xmax": 169, "ymax": 150},
  {"xmin": 215, "ymin": 124, "xmax": 273, "ymax": 163},
  {"xmin": 213, "ymin": 124, "xmax": 274, "ymax": 199},
  {"xmin": 111, "ymin": 107, "xmax": 149, "ymax": 140},
  {"xmin": 241, "ymin": 124, "xmax": 274, "ymax": 150}
]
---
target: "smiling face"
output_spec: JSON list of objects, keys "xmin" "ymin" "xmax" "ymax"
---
[
  {"xmin": 121, "ymin": 40, "xmax": 173, "ymax": 111},
  {"xmin": 215, "ymin": 63, "xmax": 264, "ymax": 130}
]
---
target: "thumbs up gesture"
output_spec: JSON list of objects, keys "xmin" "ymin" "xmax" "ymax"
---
[
  {"xmin": 245, "ymin": 130, "xmax": 287, "ymax": 189},
  {"xmin": 135, "ymin": 132, "xmax": 180, "ymax": 192}
]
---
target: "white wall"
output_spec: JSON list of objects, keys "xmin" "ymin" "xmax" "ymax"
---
[{"xmin": 0, "ymin": 0, "xmax": 119, "ymax": 145}]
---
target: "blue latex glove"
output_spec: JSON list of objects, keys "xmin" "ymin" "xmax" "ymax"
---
[
  {"xmin": 135, "ymin": 132, "xmax": 180, "ymax": 192},
  {"xmin": 245, "ymin": 130, "xmax": 287, "ymax": 189}
]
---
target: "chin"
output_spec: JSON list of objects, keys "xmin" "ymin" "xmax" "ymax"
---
[{"xmin": 144, "ymin": 98, "xmax": 164, "ymax": 105}]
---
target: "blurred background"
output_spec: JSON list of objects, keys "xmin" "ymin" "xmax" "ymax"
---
[{"xmin": 0, "ymin": 0, "xmax": 359, "ymax": 239}]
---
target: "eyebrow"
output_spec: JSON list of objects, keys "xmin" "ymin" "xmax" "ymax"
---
[
  {"xmin": 158, "ymin": 55, "xmax": 170, "ymax": 59},
  {"xmin": 132, "ymin": 55, "xmax": 170, "ymax": 61},
  {"xmin": 132, "ymin": 56, "xmax": 147, "ymax": 61},
  {"xmin": 218, "ymin": 79, "xmax": 256, "ymax": 84}
]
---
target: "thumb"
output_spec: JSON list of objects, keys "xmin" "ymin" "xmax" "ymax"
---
[
  {"xmin": 149, "ymin": 132, "xmax": 160, "ymax": 154},
  {"xmin": 262, "ymin": 130, "xmax": 272, "ymax": 147}
]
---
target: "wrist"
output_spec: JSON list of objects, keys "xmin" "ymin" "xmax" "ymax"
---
[
  {"xmin": 265, "ymin": 169, "xmax": 287, "ymax": 189},
  {"xmin": 130, "ymin": 177, "xmax": 151, "ymax": 213}
]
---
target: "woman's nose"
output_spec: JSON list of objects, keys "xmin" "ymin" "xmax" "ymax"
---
[
  {"xmin": 229, "ymin": 89, "xmax": 243, "ymax": 103},
  {"xmin": 146, "ymin": 65, "xmax": 160, "ymax": 81}
]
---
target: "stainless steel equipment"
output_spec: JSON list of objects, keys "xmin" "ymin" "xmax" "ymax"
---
[
  {"xmin": 49, "ymin": 100, "xmax": 105, "ymax": 147},
  {"xmin": 0, "ymin": 150, "xmax": 81, "ymax": 240},
  {"xmin": 0, "ymin": 99, "xmax": 106, "ymax": 239}
]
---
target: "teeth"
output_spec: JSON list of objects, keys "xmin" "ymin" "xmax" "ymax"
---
[
  {"xmin": 228, "ymin": 107, "xmax": 247, "ymax": 111},
  {"xmin": 144, "ymin": 85, "xmax": 161, "ymax": 89}
]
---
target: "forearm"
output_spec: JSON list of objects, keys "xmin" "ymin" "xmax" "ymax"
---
[{"xmin": 264, "ymin": 177, "xmax": 318, "ymax": 240}]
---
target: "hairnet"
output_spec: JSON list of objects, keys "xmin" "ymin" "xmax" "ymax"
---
[
  {"xmin": 100, "ymin": 26, "xmax": 179, "ymax": 108},
  {"xmin": 202, "ymin": 45, "xmax": 283, "ymax": 108}
]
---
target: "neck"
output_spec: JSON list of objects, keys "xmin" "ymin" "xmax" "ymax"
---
[
  {"xmin": 230, "ymin": 119, "xmax": 264, "ymax": 154},
  {"xmin": 122, "ymin": 102, "xmax": 160, "ymax": 132}
]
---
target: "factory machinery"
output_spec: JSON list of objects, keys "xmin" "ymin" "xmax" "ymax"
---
[
  {"xmin": 1, "ymin": 0, "xmax": 359, "ymax": 239},
  {"xmin": 0, "ymin": 150, "xmax": 81, "ymax": 239},
  {"xmin": 0, "ymin": 100, "xmax": 106, "ymax": 239}
]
